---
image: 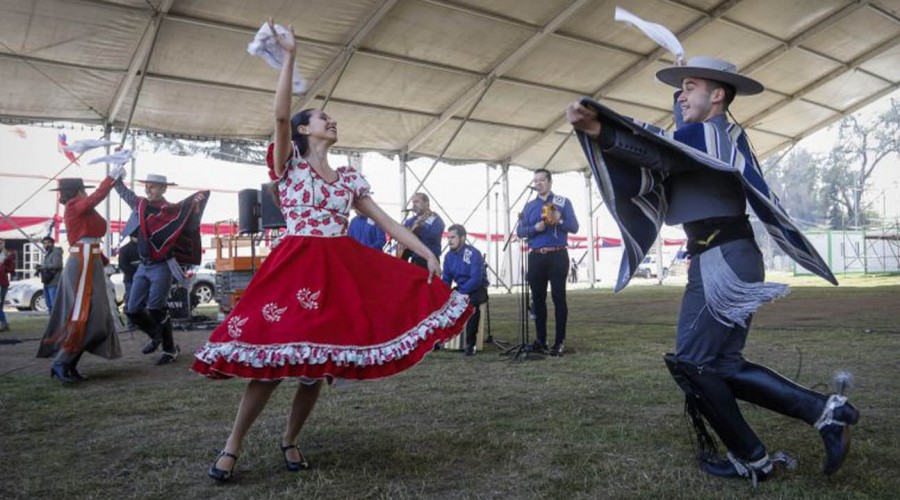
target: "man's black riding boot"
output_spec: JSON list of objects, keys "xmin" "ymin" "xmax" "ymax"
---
[
  {"xmin": 726, "ymin": 360, "xmax": 859, "ymax": 475},
  {"xmin": 149, "ymin": 309, "xmax": 178, "ymax": 365},
  {"xmin": 664, "ymin": 355, "xmax": 775, "ymax": 483},
  {"xmin": 127, "ymin": 310, "xmax": 161, "ymax": 353}
]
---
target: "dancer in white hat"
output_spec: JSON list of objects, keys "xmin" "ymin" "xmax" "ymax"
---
[{"xmin": 566, "ymin": 56, "xmax": 858, "ymax": 484}]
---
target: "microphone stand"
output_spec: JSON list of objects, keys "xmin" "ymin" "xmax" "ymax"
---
[{"xmin": 499, "ymin": 187, "xmax": 542, "ymax": 361}]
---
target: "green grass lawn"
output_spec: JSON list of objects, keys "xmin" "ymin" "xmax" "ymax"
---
[{"xmin": 1, "ymin": 281, "xmax": 899, "ymax": 499}]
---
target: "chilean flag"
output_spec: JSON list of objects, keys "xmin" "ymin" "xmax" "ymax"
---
[{"xmin": 57, "ymin": 133, "xmax": 79, "ymax": 165}]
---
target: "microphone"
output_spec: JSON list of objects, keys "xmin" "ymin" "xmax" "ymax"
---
[
  {"xmin": 525, "ymin": 185, "xmax": 538, "ymax": 191},
  {"xmin": 400, "ymin": 208, "xmax": 413, "ymax": 212}
]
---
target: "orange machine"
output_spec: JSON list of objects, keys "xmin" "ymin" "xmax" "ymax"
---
[{"xmin": 211, "ymin": 221, "xmax": 274, "ymax": 312}]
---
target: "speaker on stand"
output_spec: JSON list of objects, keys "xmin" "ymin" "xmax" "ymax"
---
[{"xmin": 238, "ymin": 188, "xmax": 261, "ymax": 234}]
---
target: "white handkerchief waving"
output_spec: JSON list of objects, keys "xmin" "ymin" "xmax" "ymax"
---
[
  {"xmin": 61, "ymin": 139, "xmax": 118, "ymax": 154},
  {"xmin": 248, "ymin": 22, "xmax": 307, "ymax": 93},
  {"xmin": 615, "ymin": 7, "xmax": 684, "ymax": 63},
  {"xmin": 88, "ymin": 149, "xmax": 133, "ymax": 166}
]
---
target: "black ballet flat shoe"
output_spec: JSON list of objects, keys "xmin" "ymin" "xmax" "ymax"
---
[
  {"xmin": 208, "ymin": 450, "xmax": 238, "ymax": 482},
  {"xmin": 280, "ymin": 442, "xmax": 310, "ymax": 472},
  {"xmin": 817, "ymin": 395, "xmax": 860, "ymax": 475},
  {"xmin": 50, "ymin": 362, "xmax": 75, "ymax": 383}
]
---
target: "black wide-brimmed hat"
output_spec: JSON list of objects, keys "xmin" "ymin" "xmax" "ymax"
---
[
  {"xmin": 49, "ymin": 178, "xmax": 94, "ymax": 191},
  {"xmin": 656, "ymin": 56, "xmax": 764, "ymax": 95}
]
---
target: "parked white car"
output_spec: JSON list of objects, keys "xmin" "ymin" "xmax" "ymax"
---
[
  {"xmin": 4, "ymin": 271, "xmax": 125, "ymax": 312},
  {"xmin": 636, "ymin": 255, "xmax": 668, "ymax": 279},
  {"xmin": 188, "ymin": 260, "xmax": 216, "ymax": 304}
]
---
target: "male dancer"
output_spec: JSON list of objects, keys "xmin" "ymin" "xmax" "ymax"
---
[
  {"xmin": 567, "ymin": 56, "xmax": 858, "ymax": 481},
  {"xmin": 114, "ymin": 173, "xmax": 208, "ymax": 365}
]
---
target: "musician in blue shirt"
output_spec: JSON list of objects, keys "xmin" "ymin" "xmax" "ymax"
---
[
  {"xmin": 401, "ymin": 193, "xmax": 444, "ymax": 269},
  {"xmin": 348, "ymin": 212, "xmax": 386, "ymax": 251},
  {"xmin": 442, "ymin": 224, "xmax": 488, "ymax": 356},
  {"xmin": 515, "ymin": 169, "xmax": 579, "ymax": 356}
]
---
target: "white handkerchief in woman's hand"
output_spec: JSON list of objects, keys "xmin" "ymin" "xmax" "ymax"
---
[{"xmin": 247, "ymin": 23, "xmax": 307, "ymax": 93}]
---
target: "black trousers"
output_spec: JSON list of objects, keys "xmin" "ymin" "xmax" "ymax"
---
[
  {"xmin": 464, "ymin": 287, "xmax": 488, "ymax": 349},
  {"xmin": 527, "ymin": 249, "xmax": 568, "ymax": 347},
  {"xmin": 402, "ymin": 249, "xmax": 429, "ymax": 270}
]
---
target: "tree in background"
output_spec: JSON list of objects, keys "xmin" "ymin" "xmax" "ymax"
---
[
  {"xmin": 820, "ymin": 98, "xmax": 900, "ymax": 229},
  {"xmin": 764, "ymin": 147, "xmax": 824, "ymax": 229}
]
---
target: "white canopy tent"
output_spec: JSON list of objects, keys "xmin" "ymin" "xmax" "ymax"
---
[{"xmin": 2, "ymin": 0, "xmax": 899, "ymax": 285}]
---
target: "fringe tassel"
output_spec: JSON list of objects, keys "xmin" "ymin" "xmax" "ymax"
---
[{"xmin": 699, "ymin": 247, "xmax": 790, "ymax": 328}]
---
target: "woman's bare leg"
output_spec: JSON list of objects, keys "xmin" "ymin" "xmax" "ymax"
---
[
  {"xmin": 214, "ymin": 379, "xmax": 282, "ymax": 471},
  {"xmin": 281, "ymin": 380, "xmax": 323, "ymax": 462}
]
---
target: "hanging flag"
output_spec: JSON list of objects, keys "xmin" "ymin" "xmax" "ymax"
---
[{"xmin": 57, "ymin": 133, "xmax": 79, "ymax": 165}]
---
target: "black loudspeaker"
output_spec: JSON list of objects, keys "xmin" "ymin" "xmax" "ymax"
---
[
  {"xmin": 238, "ymin": 188, "xmax": 260, "ymax": 234},
  {"xmin": 260, "ymin": 182, "xmax": 286, "ymax": 229}
]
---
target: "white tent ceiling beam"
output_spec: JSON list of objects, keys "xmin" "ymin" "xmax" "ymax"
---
[
  {"xmin": 0, "ymin": 52, "xmax": 123, "ymax": 73},
  {"xmin": 166, "ymin": 14, "xmax": 342, "ymax": 51},
  {"xmin": 294, "ymin": 0, "xmax": 400, "ymax": 112},
  {"xmin": 406, "ymin": 84, "xmax": 492, "ymax": 201},
  {"xmin": 105, "ymin": 0, "xmax": 174, "ymax": 125},
  {"xmin": 401, "ymin": 0, "xmax": 591, "ymax": 154},
  {"xmin": 0, "ymin": 51, "xmax": 675, "ymax": 130},
  {"xmin": 744, "ymin": 32, "xmax": 900, "ymax": 130},
  {"xmin": 763, "ymin": 79, "xmax": 900, "ymax": 159},
  {"xmin": 503, "ymin": 0, "xmax": 746, "ymax": 166},
  {"xmin": 659, "ymin": 0, "xmax": 896, "ymax": 135},
  {"xmin": 664, "ymin": 0, "xmax": 886, "ymax": 83},
  {"xmin": 425, "ymin": 0, "xmax": 646, "ymax": 59}
]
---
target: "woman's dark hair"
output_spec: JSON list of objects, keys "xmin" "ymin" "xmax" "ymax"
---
[
  {"xmin": 290, "ymin": 108, "xmax": 317, "ymax": 157},
  {"xmin": 269, "ymin": 108, "xmax": 317, "ymax": 209}
]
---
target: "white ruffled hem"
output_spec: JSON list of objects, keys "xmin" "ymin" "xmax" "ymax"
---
[{"xmin": 194, "ymin": 291, "xmax": 470, "ymax": 370}]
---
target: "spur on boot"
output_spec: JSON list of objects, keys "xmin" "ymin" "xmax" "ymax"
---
[
  {"xmin": 208, "ymin": 450, "xmax": 238, "ymax": 482},
  {"xmin": 156, "ymin": 345, "xmax": 180, "ymax": 366},
  {"xmin": 816, "ymin": 394, "xmax": 859, "ymax": 475},
  {"xmin": 280, "ymin": 442, "xmax": 310, "ymax": 472},
  {"xmin": 700, "ymin": 451, "xmax": 795, "ymax": 486}
]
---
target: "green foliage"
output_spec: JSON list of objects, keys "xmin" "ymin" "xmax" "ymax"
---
[
  {"xmin": 764, "ymin": 98, "xmax": 899, "ymax": 231},
  {"xmin": 819, "ymin": 99, "xmax": 900, "ymax": 229}
]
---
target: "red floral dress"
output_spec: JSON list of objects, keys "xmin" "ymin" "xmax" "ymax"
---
[{"xmin": 192, "ymin": 154, "xmax": 471, "ymax": 381}]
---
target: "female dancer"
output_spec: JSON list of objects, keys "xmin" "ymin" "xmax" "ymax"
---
[
  {"xmin": 192, "ymin": 20, "xmax": 472, "ymax": 482},
  {"xmin": 37, "ymin": 170, "xmax": 125, "ymax": 382}
]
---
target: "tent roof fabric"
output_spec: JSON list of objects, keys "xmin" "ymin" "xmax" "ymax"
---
[{"xmin": 2, "ymin": 0, "xmax": 899, "ymax": 172}]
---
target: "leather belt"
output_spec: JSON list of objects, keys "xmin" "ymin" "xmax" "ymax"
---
[{"xmin": 531, "ymin": 246, "xmax": 566, "ymax": 254}]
